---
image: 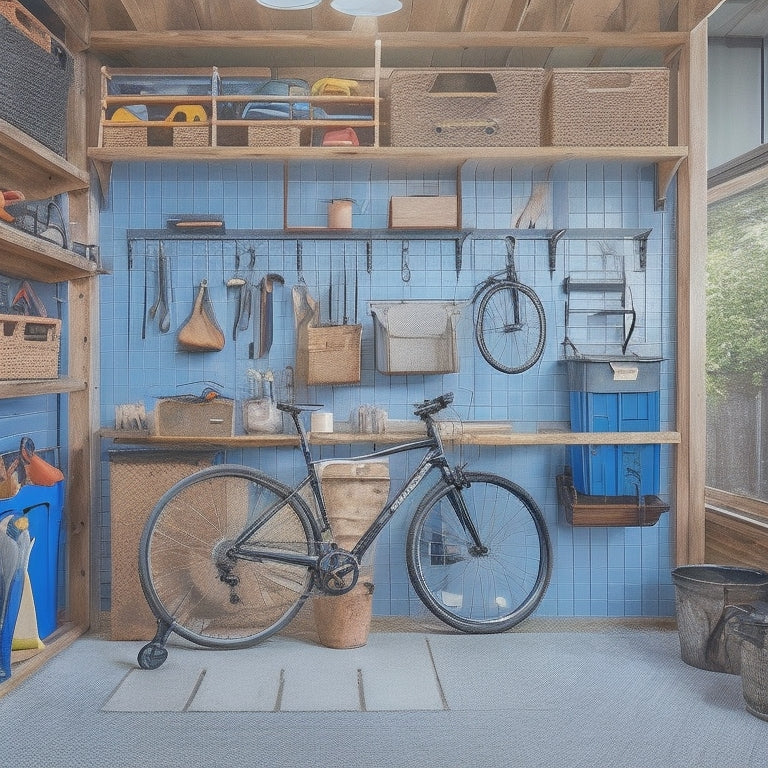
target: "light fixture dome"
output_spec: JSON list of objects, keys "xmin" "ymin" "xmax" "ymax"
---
[
  {"xmin": 256, "ymin": 0, "xmax": 322, "ymax": 9},
  {"xmin": 330, "ymin": 0, "xmax": 403, "ymax": 16}
]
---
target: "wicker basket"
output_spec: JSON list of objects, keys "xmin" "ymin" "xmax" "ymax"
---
[
  {"xmin": 247, "ymin": 124, "xmax": 301, "ymax": 147},
  {"xmin": 0, "ymin": 314, "xmax": 60, "ymax": 380},
  {"xmin": 370, "ymin": 300, "xmax": 462, "ymax": 375},
  {"xmin": 544, "ymin": 68, "xmax": 669, "ymax": 147},
  {"xmin": 102, "ymin": 125, "xmax": 148, "ymax": 147},
  {"xmin": 153, "ymin": 396, "xmax": 235, "ymax": 437},
  {"xmin": 297, "ymin": 323, "xmax": 362, "ymax": 385},
  {"xmin": 172, "ymin": 124, "xmax": 211, "ymax": 147},
  {"xmin": 390, "ymin": 68, "xmax": 544, "ymax": 147}
]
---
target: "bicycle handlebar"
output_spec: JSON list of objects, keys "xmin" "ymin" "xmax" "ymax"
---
[{"xmin": 413, "ymin": 392, "xmax": 454, "ymax": 419}]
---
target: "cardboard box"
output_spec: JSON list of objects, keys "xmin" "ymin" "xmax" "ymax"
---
[{"xmin": 389, "ymin": 196, "xmax": 459, "ymax": 229}]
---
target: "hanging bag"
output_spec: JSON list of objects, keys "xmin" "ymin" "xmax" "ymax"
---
[{"xmin": 177, "ymin": 280, "xmax": 225, "ymax": 352}]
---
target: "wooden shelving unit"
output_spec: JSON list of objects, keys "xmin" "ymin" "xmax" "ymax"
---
[{"xmin": 0, "ymin": 119, "xmax": 89, "ymax": 202}]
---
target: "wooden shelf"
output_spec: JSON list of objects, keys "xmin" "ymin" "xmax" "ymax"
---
[
  {"xmin": 102, "ymin": 428, "xmax": 681, "ymax": 447},
  {"xmin": 0, "ymin": 119, "xmax": 89, "ymax": 202},
  {"xmin": 88, "ymin": 145, "xmax": 686, "ymax": 207},
  {"xmin": 0, "ymin": 378, "xmax": 87, "ymax": 400},
  {"xmin": 0, "ymin": 223, "xmax": 98, "ymax": 283}
]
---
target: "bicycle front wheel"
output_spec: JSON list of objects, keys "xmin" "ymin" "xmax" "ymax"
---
[
  {"xmin": 475, "ymin": 281, "xmax": 546, "ymax": 374},
  {"xmin": 139, "ymin": 465, "xmax": 319, "ymax": 649},
  {"xmin": 406, "ymin": 472, "xmax": 552, "ymax": 633}
]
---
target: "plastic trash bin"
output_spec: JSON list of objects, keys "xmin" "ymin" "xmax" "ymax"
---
[
  {"xmin": 671, "ymin": 565, "xmax": 768, "ymax": 674},
  {"xmin": 734, "ymin": 601, "xmax": 768, "ymax": 721}
]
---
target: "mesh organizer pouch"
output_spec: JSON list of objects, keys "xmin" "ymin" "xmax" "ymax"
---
[{"xmin": 370, "ymin": 300, "xmax": 463, "ymax": 375}]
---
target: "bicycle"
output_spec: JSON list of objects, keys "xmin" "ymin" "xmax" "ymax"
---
[
  {"xmin": 136, "ymin": 392, "xmax": 552, "ymax": 670},
  {"xmin": 471, "ymin": 235, "xmax": 549, "ymax": 374}
]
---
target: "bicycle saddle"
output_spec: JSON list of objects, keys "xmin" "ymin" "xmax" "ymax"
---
[{"xmin": 413, "ymin": 392, "xmax": 453, "ymax": 419}]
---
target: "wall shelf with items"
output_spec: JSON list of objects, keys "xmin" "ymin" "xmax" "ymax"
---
[
  {"xmin": 0, "ymin": 222, "xmax": 98, "ymax": 283},
  {"xmin": 0, "ymin": 118, "xmax": 89, "ymax": 201},
  {"xmin": 102, "ymin": 428, "xmax": 681, "ymax": 448}
]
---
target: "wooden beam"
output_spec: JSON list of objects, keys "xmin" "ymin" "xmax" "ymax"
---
[
  {"xmin": 674, "ymin": 19, "xmax": 709, "ymax": 565},
  {"xmin": 88, "ymin": 28, "xmax": 689, "ymax": 52},
  {"xmin": 45, "ymin": 0, "xmax": 90, "ymax": 50}
]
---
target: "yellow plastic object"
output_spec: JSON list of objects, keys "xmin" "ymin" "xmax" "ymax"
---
[
  {"xmin": 311, "ymin": 77, "xmax": 358, "ymax": 96},
  {"xmin": 12, "ymin": 571, "xmax": 44, "ymax": 651},
  {"xmin": 165, "ymin": 105, "xmax": 207, "ymax": 123},
  {"xmin": 110, "ymin": 107, "xmax": 144, "ymax": 122}
]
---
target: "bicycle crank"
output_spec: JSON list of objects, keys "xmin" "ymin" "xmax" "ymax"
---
[{"xmin": 317, "ymin": 550, "xmax": 359, "ymax": 595}]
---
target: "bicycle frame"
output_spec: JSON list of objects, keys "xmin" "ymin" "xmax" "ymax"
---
[{"xmin": 230, "ymin": 408, "xmax": 483, "ymax": 574}]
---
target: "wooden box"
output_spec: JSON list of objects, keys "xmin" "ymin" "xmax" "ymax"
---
[{"xmin": 389, "ymin": 196, "xmax": 459, "ymax": 229}]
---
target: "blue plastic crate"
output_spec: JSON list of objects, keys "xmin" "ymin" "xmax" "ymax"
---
[
  {"xmin": 569, "ymin": 391, "xmax": 660, "ymax": 496},
  {"xmin": 0, "ymin": 481, "xmax": 64, "ymax": 639}
]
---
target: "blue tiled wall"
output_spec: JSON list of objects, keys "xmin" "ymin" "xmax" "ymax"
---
[{"xmin": 98, "ymin": 159, "xmax": 677, "ymax": 618}]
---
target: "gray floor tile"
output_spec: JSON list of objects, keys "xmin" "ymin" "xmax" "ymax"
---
[
  {"xmin": 188, "ymin": 664, "xmax": 283, "ymax": 711},
  {"xmin": 102, "ymin": 666, "xmax": 204, "ymax": 712}
]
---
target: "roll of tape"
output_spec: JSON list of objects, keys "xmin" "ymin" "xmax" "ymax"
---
[{"xmin": 311, "ymin": 411, "xmax": 334, "ymax": 433}]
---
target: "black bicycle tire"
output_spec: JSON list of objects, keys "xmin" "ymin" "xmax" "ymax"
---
[
  {"xmin": 138, "ymin": 464, "xmax": 319, "ymax": 649},
  {"xmin": 406, "ymin": 472, "xmax": 552, "ymax": 633},
  {"xmin": 475, "ymin": 281, "xmax": 546, "ymax": 374}
]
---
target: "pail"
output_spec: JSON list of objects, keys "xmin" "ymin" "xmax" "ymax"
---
[
  {"xmin": 735, "ymin": 602, "xmax": 768, "ymax": 721},
  {"xmin": 671, "ymin": 565, "xmax": 768, "ymax": 674}
]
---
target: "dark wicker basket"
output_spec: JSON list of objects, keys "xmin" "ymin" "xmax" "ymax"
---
[{"xmin": 1, "ymin": 7, "xmax": 72, "ymax": 156}]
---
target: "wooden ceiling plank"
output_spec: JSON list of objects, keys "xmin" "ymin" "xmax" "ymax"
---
[
  {"xmin": 566, "ymin": 0, "xmax": 624, "ymax": 31},
  {"xmin": 518, "ymin": 0, "xmax": 575, "ymax": 31}
]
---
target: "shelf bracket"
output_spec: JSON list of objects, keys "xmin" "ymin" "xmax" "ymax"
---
[{"xmin": 655, "ymin": 156, "xmax": 685, "ymax": 211}]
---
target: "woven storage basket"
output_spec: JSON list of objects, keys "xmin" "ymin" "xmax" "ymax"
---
[
  {"xmin": 153, "ymin": 396, "xmax": 235, "ymax": 437},
  {"xmin": 390, "ymin": 68, "xmax": 544, "ymax": 147},
  {"xmin": 370, "ymin": 300, "xmax": 463, "ymax": 375},
  {"xmin": 544, "ymin": 68, "xmax": 669, "ymax": 147},
  {"xmin": 108, "ymin": 450, "xmax": 215, "ymax": 640},
  {"xmin": 102, "ymin": 125, "xmax": 148, "ymax": 147},
  {"xmin": 172, "ymin": 124, "xmax": 210, "ymax": 147},
  {"xmin": 248, "ymin": 124, "xmax": 301, "ymax": 147},
  {"xmin": 297, "ymin": 323, "xmax": 362, "ymax": 385},
  {"xmin": 0, "ymin": 314, "xmax": 60, "ymax": 380},
  {"xmin": 0, "ymin": 2, "xmax": 72, "ymax": 156}
]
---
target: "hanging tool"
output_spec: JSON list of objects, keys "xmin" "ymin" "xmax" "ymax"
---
[
  {"xmin": 354, "ymin": 251, "xmax": 359, "ymax": 325},
  {"xmin": 255, "ymin": 273, "xmax": 284, "ymax": 359},
  {"xmin": 296, "ymin": 241, "xmax": 305, "ymax": 283},
  {"xmin": 548, "ymin": 229, "xmax": 566, "ymax": 276},
  {"xmin": 148, "ymin": 242, "xmax": 171, "ymax": 333},
  {"xmin": 366, "ymin": 240, "xmax": 373, "ymax": 275},
  {"xmin": 342, "ymin": 246, "xmax": 348, "ymax": 325},
  {"xmin": 401, "ymin": 241, "xmax": 411, "ymax": 282}
]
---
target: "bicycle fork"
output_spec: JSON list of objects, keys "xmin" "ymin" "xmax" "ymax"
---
[{"xmin": 444, "ymin": 471, "xmax": 488, "ymax": 556}]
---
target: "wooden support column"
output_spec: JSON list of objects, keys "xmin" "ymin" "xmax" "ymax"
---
[{"xmin": 674, "ymin": 16, "xmax": 708, "ymax": 565}]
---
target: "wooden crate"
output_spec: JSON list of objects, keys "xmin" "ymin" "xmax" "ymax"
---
[
  {"xmin": 389, "ymin": 196, "xmax": 458, "ymax": 229},
  {"xmin": 557, "ymin": 471, "xmax": 669, "ymax": 527}
]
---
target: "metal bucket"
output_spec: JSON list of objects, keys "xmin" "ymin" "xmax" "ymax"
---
[
  {"xmin": 735, "ymin": 602, "xmax": 768, "ymax": 721},
  {"xmin": 671, "ymin": 565, "xmax": 768, "ymax": 674}
]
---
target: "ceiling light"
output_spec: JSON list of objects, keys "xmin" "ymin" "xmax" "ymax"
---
[
  {"xmin": 256, "ymin": 0, "xmax": 322, "ymax": 9},
  {"xmin": 330, "ymin": 0, "xmax": 403, "ymax": 16}
]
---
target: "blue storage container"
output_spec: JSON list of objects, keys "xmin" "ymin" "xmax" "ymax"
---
[
  {"xmin": 0, "ymin": 480, "xmax": 64, "ymax": 639},
  {"xmin": 566, "ymin": 356, "xmax": 662, "ymax": 497}
]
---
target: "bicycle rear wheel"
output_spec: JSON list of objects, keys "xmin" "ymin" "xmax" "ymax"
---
[
  {"xmin": 139, "ymin": 464, "xmax": 318, "ymax": 649},
  {"xmin": 406, "ymin": 472, "xmax": 551, "ymax": 633},
  {"xmin": 475, "ymin": 281, "xmax": 546, "ymax": 374}
]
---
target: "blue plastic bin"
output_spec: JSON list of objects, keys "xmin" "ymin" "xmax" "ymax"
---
[
  {"xmin": 566, "ymin": 356, "xmax": 662, "ymax": 497},
  {"xmin": 0, "ymin": 480, "xmax": 64, "ymax": 639}
]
